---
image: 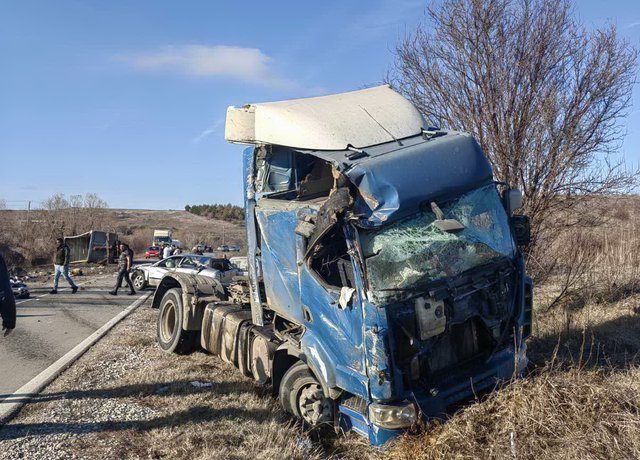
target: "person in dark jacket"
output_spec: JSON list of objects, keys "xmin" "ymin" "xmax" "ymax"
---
[
  {"xmin": 109, "ymin": 242, "xmax": 135, "ymax": 296},
  {"xmin": 50, "ymin": 237, "xmax": 78, "ymax": 294},
  {"xmin": 0, "ymin": 254, "xmax": 16, "ymax": 336}
]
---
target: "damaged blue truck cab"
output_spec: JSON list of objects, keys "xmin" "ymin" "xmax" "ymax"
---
[
  {"xmin": 155, "ymin": 85, "xmax": 532, "ymax": 445},
  {"xmin": 231, "ymin": 86, "xmax": 532, "ymax": 445}
]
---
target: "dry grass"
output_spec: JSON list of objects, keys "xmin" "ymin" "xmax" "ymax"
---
[{"xmin": 387, "ymin": 365, "xmax": 640, "ymax": 459}]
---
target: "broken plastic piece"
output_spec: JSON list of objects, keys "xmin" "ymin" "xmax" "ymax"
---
[{"xmin": 338, "ymin": 287, "xmax": 356, "ymax": 309}]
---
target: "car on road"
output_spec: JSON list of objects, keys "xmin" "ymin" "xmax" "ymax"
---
[
  {"xmin": 10, "ymin": 280, "xmax": 29, "ymax": 299},
  {"xmin": 145, "ymin": 246, "xmax": 162, "ymax": 259},
  {"xmin": 131, "ymin": 254, "xmax": 238, "ymax": 290}
]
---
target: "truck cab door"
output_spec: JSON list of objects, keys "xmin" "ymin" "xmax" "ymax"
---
[{"xmin": 296, "ymin": 224, "xmax": 368, "ymax": 399}]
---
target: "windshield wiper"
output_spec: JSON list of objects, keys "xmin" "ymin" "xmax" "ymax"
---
[{"xmin": 430, "ymin": 201, "xmax": 465, "ymax": 233}]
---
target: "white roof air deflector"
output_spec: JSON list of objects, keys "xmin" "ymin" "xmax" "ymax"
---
[{"xmin": 225, "ymin": 85, "xmax": 426, "ymax": 150}]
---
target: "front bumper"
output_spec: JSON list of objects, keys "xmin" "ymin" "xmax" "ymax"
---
[{"xmin": 338, "ymin": 345, "xmax": 527, "ymax": 445}]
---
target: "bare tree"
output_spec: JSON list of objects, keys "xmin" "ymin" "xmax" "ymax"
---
[{"xmin": 389, "ymin": 0, "xmax": 638, "ymax": 257}]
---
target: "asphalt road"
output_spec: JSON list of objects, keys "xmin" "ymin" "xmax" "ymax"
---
[{"xmin": 0, "ymin": 273, "xmax": 151, "ymax": 399}]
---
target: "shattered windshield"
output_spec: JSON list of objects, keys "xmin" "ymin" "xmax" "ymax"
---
[{"xmin": 360, "ymin": 183, "xmax": 516, "ymax": 292}]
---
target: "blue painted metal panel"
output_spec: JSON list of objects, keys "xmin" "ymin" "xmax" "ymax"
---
[
  {"xmin": 346, "ymin": 133, "xmax": 493, "ymax": 226},
  {"xmin": 254, "ymin": 206, "xmax": 302, "ymax": 323},
  {"xmin": 297, "ymin": 261, "xmax": 368, "ymax": 399},
  {"xmin": 297, "ymin": 132, "xmax": 493, "ymax": 227}
]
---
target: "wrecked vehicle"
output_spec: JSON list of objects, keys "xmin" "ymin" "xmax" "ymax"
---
[
  {"xmin": 152, "ymin": 85, "xmax": 532, "ymax": 445},
  {"xmin": 132, "ymin": 254, "xmax": 238, "ymax": 290},
  {"xmin": 10, "ymin": 279, "xmax": 29, "ymax": 299}
]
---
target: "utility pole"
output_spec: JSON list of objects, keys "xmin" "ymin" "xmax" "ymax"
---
[{"xmin": 26, "ymin": 200, "xmax": 31, "ymax": 238}]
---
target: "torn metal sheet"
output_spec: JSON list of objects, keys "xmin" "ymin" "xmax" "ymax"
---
[{"xmin": 304, "ymin": 186, "xmax": 353, "ymax": 259}]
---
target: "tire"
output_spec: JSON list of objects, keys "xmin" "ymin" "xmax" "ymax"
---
[
  {"xmin": 132, "ymin": 271, "xmax": 148, "ymax": 290},
  {"xmin": 279, "ymin": 361, "xmax": 333, "ymax": 426},
  {"xmin": 156, "ymin": 288, "xmax": 197, "ymax": 354}
]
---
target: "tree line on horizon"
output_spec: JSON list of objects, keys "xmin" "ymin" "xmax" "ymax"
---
[{"xmin": 184, "ymin": 203, "xmax": 244, "ymax": 222}]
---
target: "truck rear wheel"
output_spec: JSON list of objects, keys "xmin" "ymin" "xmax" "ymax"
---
[
  {"xmin": 279, "ymin": 361, "xmax": 333, "ymax": 426},
  {"xmin": 157, "ymin": 288, "xmax": 196, "ymax": 354}
]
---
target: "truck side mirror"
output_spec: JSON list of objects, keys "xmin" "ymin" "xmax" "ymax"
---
[
  {"xmin": 511, "ymin": 215, "xmax": 531, "ymax": 246},
  {"xmin": 504, "ymin": 189, "xmax": 523, "ymax": 215}
]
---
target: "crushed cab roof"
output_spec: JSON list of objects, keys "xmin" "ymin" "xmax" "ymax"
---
[{"xmin": 224, "ymin": 85, "xmax": 425, "ymax": 150}]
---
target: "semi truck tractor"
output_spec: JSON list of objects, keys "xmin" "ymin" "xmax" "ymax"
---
[{"xmin": 152, "ymin": 85, "xmax": 533, "ymax": 445}]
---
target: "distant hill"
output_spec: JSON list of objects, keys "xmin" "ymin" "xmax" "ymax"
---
[{"xmin": 0, "ymin": 208, "xmax": 245, "ymax": 268}]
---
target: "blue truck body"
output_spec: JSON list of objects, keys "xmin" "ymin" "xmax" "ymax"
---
[
  {"xmin": 241, "ymin": 132, "xmax": 531, "ymax": 444},
  {"xmin": 154, "ymin": 87, "xmax": 532, "ymax": 445}
]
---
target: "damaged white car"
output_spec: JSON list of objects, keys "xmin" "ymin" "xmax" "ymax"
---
[{"xmin": 131, "ymin": 254, "xmax": 238, "ymax": 290}]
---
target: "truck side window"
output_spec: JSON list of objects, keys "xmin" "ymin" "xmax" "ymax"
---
[
  {"xmin": 309, "ymin": 228, "xmax": 356, "ymax": 289},
  {"xmin": 258, "ymin": 147, "xmax": 334, "ymax": 200},
  {"xmin": 264, "ymin": 148, "xmax": 293, "ymax": 193}
]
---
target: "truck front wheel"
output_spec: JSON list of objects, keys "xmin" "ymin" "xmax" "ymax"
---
[
  {"xmin": 157, "ymin": 288, "xmax": 197, "ymax": 354},
  {"xmin": 279, "ymin": 361, "xmax": 333, "ymax": 426}
]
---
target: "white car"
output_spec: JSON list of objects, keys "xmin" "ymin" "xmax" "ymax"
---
[
  {"xmin": 229, "ymin": 256, "xmax": 248, "ymax": 276},
  {"xmin": 131, "ymin": 254, "xmax": 238, "ymax": 290}
]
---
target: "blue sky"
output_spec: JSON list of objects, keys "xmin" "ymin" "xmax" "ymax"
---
[{"xmin": 1, "ymin": 0, "xmax": 639, "ymax": 210}]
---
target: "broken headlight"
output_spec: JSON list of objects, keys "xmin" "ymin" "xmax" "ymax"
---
[{"xmin": 368, "ymin": 401, "xmax": 417, "ymax": 429}]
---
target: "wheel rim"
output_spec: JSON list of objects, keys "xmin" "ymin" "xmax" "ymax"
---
[
  {"xmin": 160, "ymin": 301, "xmax": 177, "ymax": 343},
  {"xmin": 133, "ymin": 274, "xmax": 144, "ymax": 289},
  {"xmin": 297, "ymin": 383, "xmax": 332, "ymax": 425}
]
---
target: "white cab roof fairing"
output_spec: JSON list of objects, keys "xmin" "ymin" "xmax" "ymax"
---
[{"xmin": 224, "ymin": 85, "xmax": 426, "ymax": 150}]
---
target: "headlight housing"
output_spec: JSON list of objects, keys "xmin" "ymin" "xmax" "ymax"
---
[{"xmin": 368, "ymin": 401, "xmax": 417, "ymax": 429}]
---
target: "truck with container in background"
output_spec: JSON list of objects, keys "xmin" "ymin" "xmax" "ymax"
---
[
  {"xmin": 152, "ymin": 228, "xmax": 173, "ymax": 247},
  {"xmin": 151, "ymin": 86, "xmax": 532, "ymax": 445}
]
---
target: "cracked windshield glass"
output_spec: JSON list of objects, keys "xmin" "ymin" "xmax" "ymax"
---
[{"xmin": 360, "ymin": 184, "xmax": 516, "ymax": 291}]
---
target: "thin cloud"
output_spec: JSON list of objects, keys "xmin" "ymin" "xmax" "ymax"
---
[
  {"xmin": 119, "ymin": 45, "xmax": 297, "ymax": 90},
  {"xmin": 192, "ymin": 118, "xmax": 224, "ymax": 144},
  {"xmin": 626, "ymin": 21, "xmax": 640, "ymax": 29}
]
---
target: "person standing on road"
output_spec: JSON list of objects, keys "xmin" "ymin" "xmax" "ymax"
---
[
  {"xmin": 0, "ymin": 253, "xmax": 16, "ymax": 336},
  {"xmin": 162, "ymin": 245, "xmax": 172, "ymax": 259},
  {"xmin": 110, "ymin": 242, "xmax": 135, "ymax": 296},
  {"xmin": 50, "ymin": 237, "xmax": 78, "ymax": 294}
]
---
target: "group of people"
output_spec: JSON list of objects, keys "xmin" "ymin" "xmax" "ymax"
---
[
  {"xmin": 162, "ymin": 244, "xmax": 181, "ymax": 259},
  {"xmin": 48, "ymin": 238, "xmax": 137, "ymax": 296}
]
